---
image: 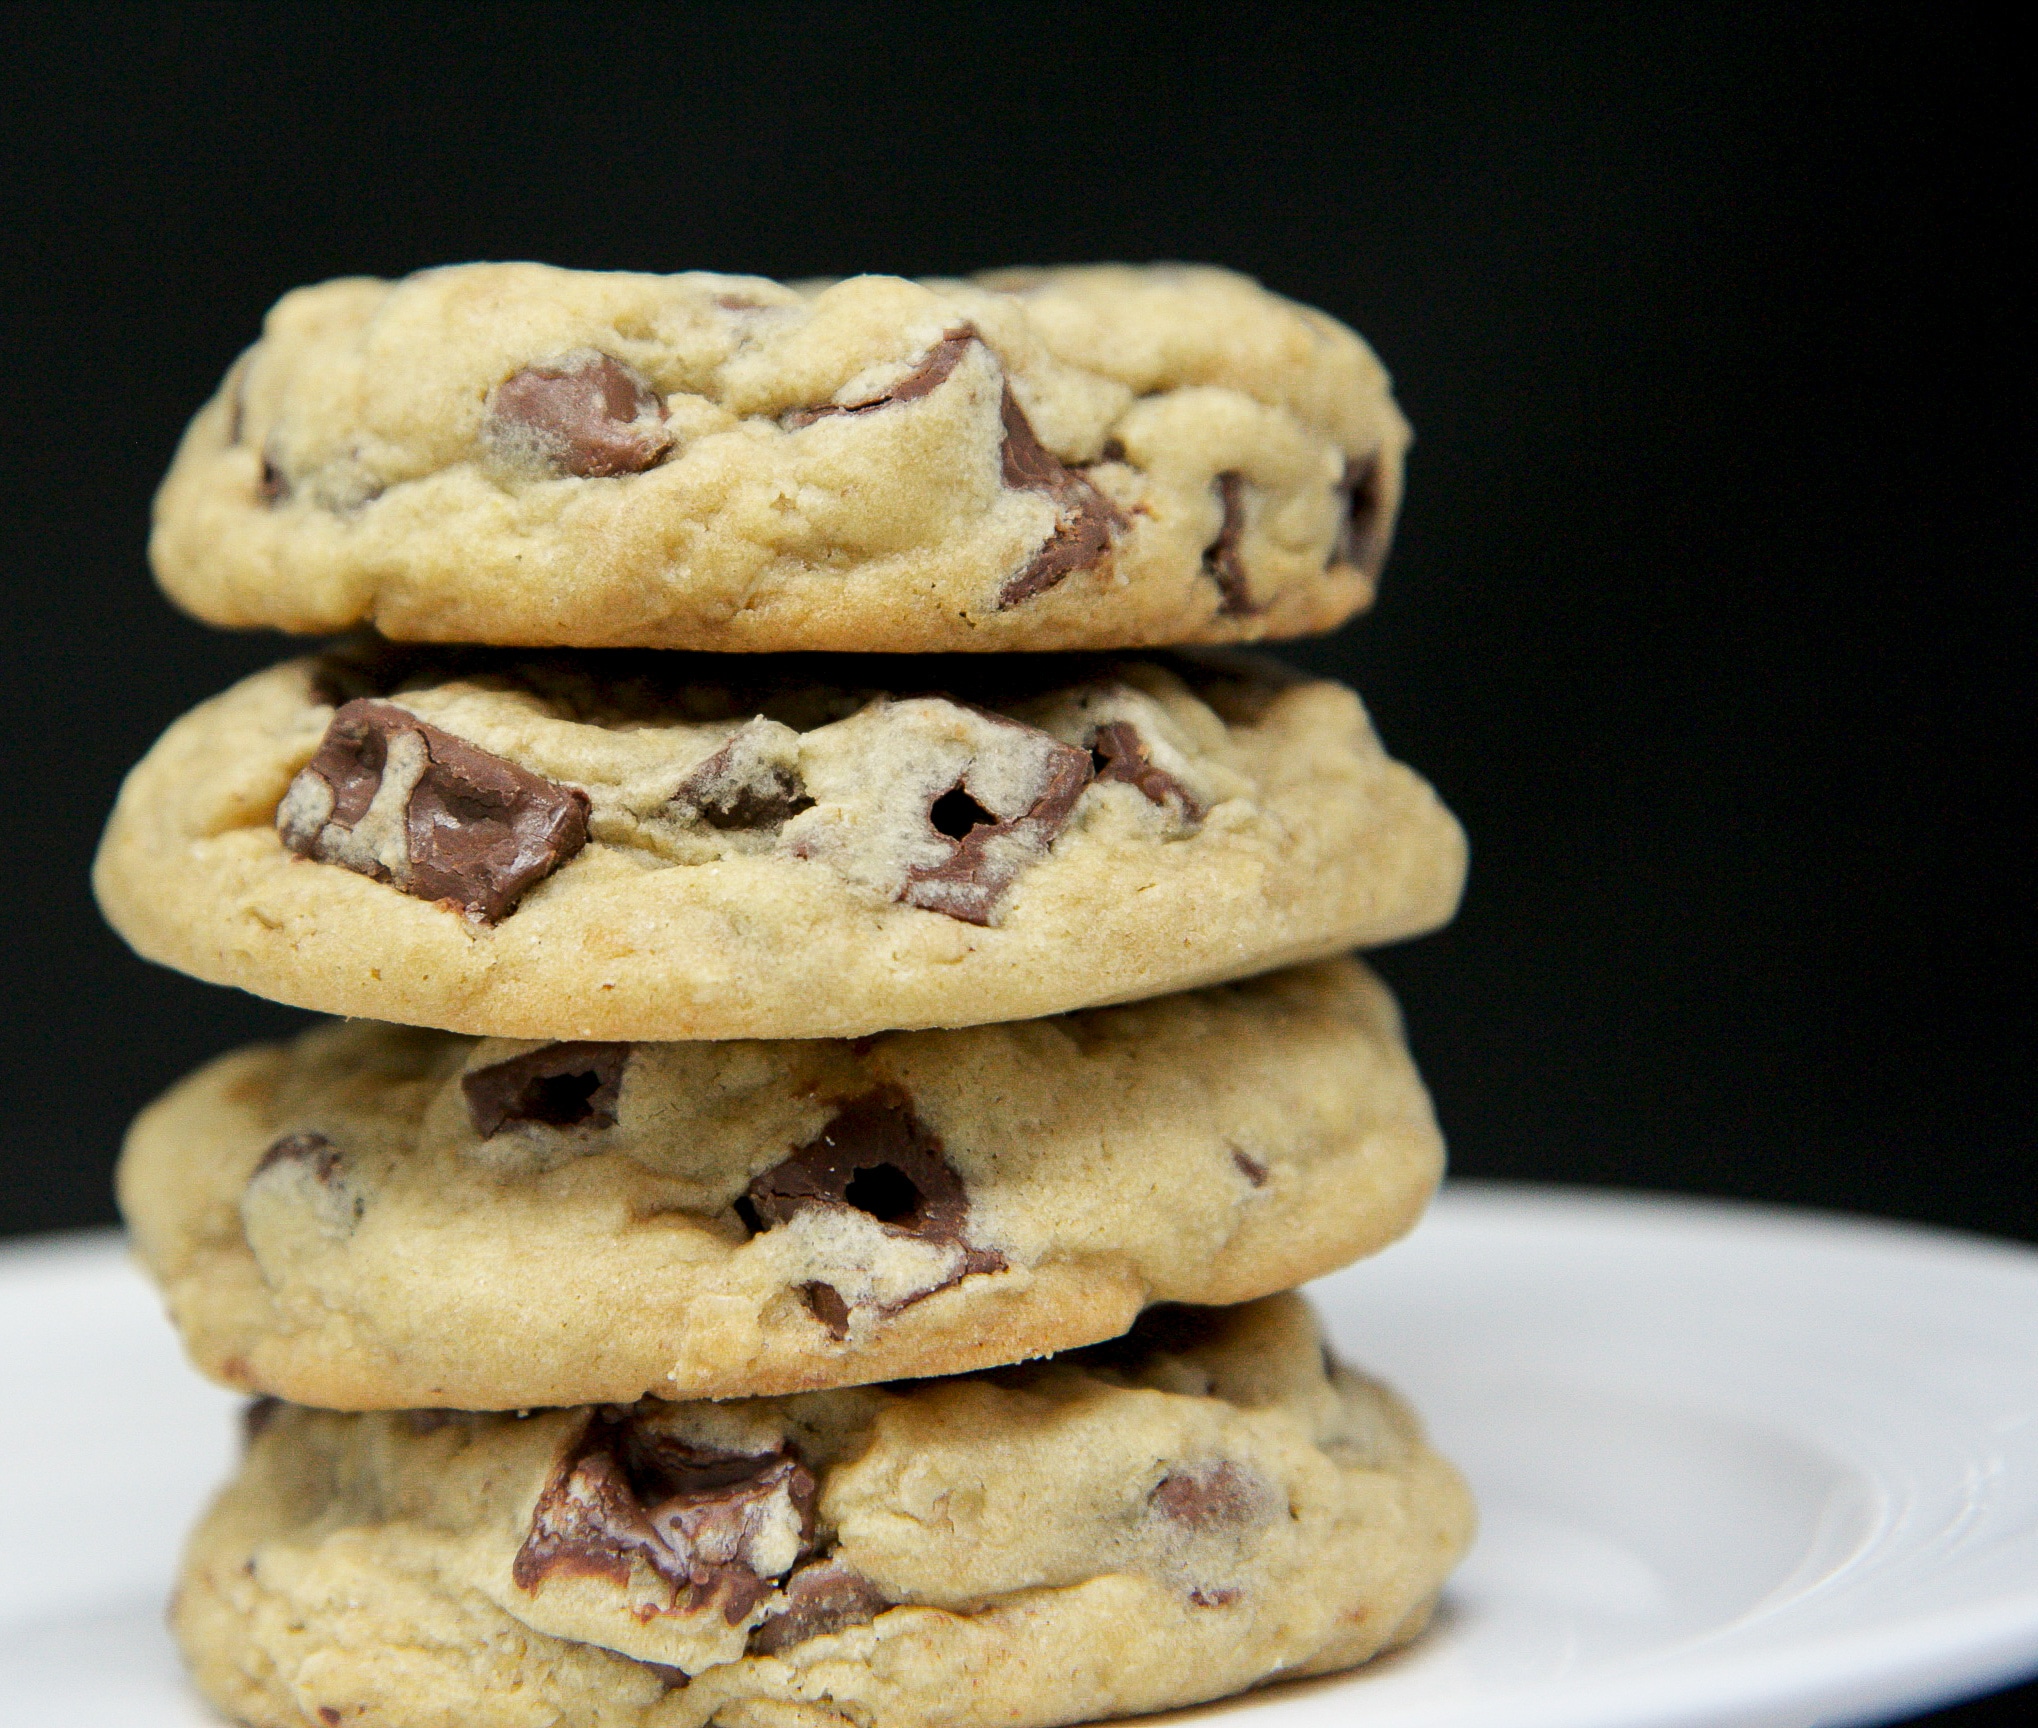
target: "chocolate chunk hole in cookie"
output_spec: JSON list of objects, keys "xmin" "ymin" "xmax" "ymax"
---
[
  {"xmin": 1090, "ymin": 720, "xmax": 1206, "ymax": 822},
  {"xmin": 996, "ymin": 385, "xmax": 1129, "ymax": 607},
  {"xmin": 1335, "ymin": 453, "xmax": 1387, "ymax": 574},
  {"xmin": 277, "ymin": 699, "xmax": 590, "ymax": 922},
  {"xmin": 898, "ymin": 724, "xmax": 1093, "ymax": 925},
  {"xmin": 1203, "ymin": 471, "xmax": 1258, "ymax": 616},
  {"xmin": 484, "ymin": 351, "xmax": 674, "ymax": 478},
  {"xmin": 515, "ymin": 1412, "xmax": 816, "ymax": 1624},
  {"xmin": 463, "ymin": 1042, "xmax": 631, "ymax": 1138},
  {"xmin": 736, "ymin": 1089, "xmax": 1004, "ymax": 1285}
]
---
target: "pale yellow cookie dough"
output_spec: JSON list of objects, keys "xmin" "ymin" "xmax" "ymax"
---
[
  {"xmin": 151, "ymin": 262, "xmax": 1408, "ymax": 652},
  {"xmin": 121, "ymin": 958, "xmax": 1442, "ymax": 1408},
  {"xmin": 175, "ymin": 1295, "xmax": 1473, "ymax": 1728},
  {"xmin": 93, "ymin": 645, "xmax": 1466, "ymax": 1039}
]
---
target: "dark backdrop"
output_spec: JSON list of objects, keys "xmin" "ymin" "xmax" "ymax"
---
[{"xmin": 2, "ymin": 7, "xmax": 2030, "ymax": 1720}]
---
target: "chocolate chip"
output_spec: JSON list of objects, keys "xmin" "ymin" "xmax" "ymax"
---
[
  {"xmin": 1202, "ymin": 471, "xmax": 1258, "ymax": 615},
  {"xmin": 748, "ymin": 1560, "xmax": 890, "ymax": 1654},
  {"xmin": 740, "ymin": 1089, "xmax": 1005, "ymax": 1297},
  {"xmin": 1334, "ymin": 453, "xmax": 1388, "ymax": 575},
  {"xmin": 802, "ymin": 1282, "xmax": 851, "ymax": 1339},
  {"xmin": 251, "ymin": 1131, "xmax": 341, "ymax": 1185},
  {"xmin": 673, "ymin": 721, "xmax": 813, "ymax": 830},
  {"xmin": 1150, "ymin": 1461, "xmax": 1271, "ymax": 1531},
  {"xmin": 463, "ymin": 1042, "xmax": 631, "ymax": 1138},
  {"xmin": 900, "ymin": 719, "xmax": 1093, "ymax": 925},
  {"xmin": 995, "ymin": 388, "xmax": 1129, "ymax": 606},
  {"xmin": 784, "ymin": 327, "xmax": 976, "ymax": 429},
  {"xmin": 1090, "ymin": 720, "xmax": 1205, "ymax": 823},
  {"xmin": 485, "ymin": 353, "xmax": 673, "ymax": 478},
  {"xmin": 513, "ymin": 1412, "xmax": 817, "ymax": 1629},
  {"xmin": 1230, "ymin": 1147, "xmax": 1269, "ymax": 1187},
  {"xmin": 277, "ymin": 699, "xmax": 591, "ymax": 923}
]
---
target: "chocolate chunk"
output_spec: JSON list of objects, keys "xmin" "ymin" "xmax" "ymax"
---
[
  {"xmin": 1202, "ymin": 471, "xmax": 1258, "ymax": 615},
  {"xmin": 673, "ymin": 721, "xmax": 812, "ymax": 830},
  {"xmin": 1334, "ymin": 453, "xmax": 1388, "ymax": 575},
  {"xmin": 514, "ymin": 1412, "xmax": 816, "ymax": 1629},
  {"xmin": 1090, "ymin": 720, "xmax": 1205, "ymax": 823},
  {"xmin": 251, "ymin": 1131, "xmax": 341, "ymax": 1185},
  {"xmin": 901, "ymin": 718, "xmax": 1093, "ymax": 925},
  {"xmin": 463, "ymin": 1042, "xmax": 631, "ymax": 1138},
  {"xmin": 1150, "ymin": 1461, "xmax": 1271, "ymax": 1531},
  {"xmin": 802, "ymin": 1282, "xmax": 851, "ymax": 1340},
  {"xmin": 748, "ymin": 1560, "xmax": 890, "ymax": 1654},
  {"xmin": 486, "ymin": 353, "xmax": 673, "ymax": 478},
  {"xmin": 318, "ymin": 1708, "xmax": 341, "ymax": 1726},
  {"xmin": 740, "ymin": 1089, "xmax": 1005, "ymax": 1297},
  {"xmin": 1230, "ymin": 1147, "xmax": 1269, "ymax": 1187},
  {"xmin": 277, "ymin": 699, "xmax": 590, "ymax": 923},
  {"xmin": 784, "ymin": 327, "xmax": 975, "ymax": 429},
  {"xmin": 995, "ymin": 388, "xmax": 1129, "ymax": 606}
]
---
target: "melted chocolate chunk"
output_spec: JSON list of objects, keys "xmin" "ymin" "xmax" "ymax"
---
[
  {"xmin": 278, "ymin": 700, "xmax": 591, "ymax": 923},
  {"xmin": 1333, "ymin": 453, "xmax": 1388, "ymax": 575},
  {"xmin": 1203, "ymin": 471, "xmax": 1258, "ymax": 615},
  {"xmin": 740, "ymin": 1090, "xmax": 1005, "ymax": 1295},
  {"xmin": 673, "ymin": 726, "xmax": 813, "ymax": 830},
  {"xmin": 251, "ymin": 1131, "xmax": 341, "ymax": 1185},
  {"xmin": 1090, "ymin": 721, "xmax": 1205, "ymax": 823},
  {"xmin": 900, "ymin": 720, "xmax": 1093, "ymax": 926},
  {"xmin": 748, "ymin": 1559, "xmax": 890, "ymax": 1654},
  {"xmin": 785, "ymin": 327, "xmax": 976, "ymax": 429},
  {"xmin": 514, "ymin": 1413, "xmax": 816, "ymax": 1628},
  {"xmin": 463, "ymin": 1042, "xmax": 631, "ymax": 1138},
  {"xmin": 802, "ymin": 1282, "xmax": 851, "ymax": 1340},
  {"xmin": 486, "ymin": 354, "xmax": 673, "ymax": 478},
  {"xmin": 1150, "ymin": 1461, "xmax": 1271, "ymax": 1531},
  {"xmin": 996, "ymin": 389, "xmax": 1129, "ymax": 606}
]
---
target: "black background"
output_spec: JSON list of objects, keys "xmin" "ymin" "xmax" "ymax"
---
[{"xmin": 1, "ymin": 6, "xmax": 2030, "ymax": 1721}]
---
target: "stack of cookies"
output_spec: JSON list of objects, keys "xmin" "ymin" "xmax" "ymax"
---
[{"xmin": 95, "ymin": 263, "xmax": 1475, "ymax": 1728}]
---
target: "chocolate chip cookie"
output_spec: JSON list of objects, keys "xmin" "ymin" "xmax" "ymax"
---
[
  {"xmin": 151, "ymin": 263, "xmax": 1407, "ymax": 653},
  {"xmin": 174, "ymin": 1295, "xmax": 1472, "ymax": 1728},
  {"xmin": 93, "ymin": 643, "xmax": 1466, "ymax": 1039},
  {"xmin": 121, "ymin": 958, "xmax": 1441, "ymax": 1407}
]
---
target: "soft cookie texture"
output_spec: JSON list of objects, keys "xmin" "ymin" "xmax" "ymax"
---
[
  {"xmin": 120, "ymin": 959, "xmax": 1442, "ymax": 1407},
  {"xmin": 93, "ymin": 642, "xmax": 1466, "ymax": 1039},
  {"xmin": 174, "ymin": 1296, "xmax": 1473, "ymax": 1728},
  {"xmin": 150, "ymin": 263, "xmax": 1408, "ymax": 652}
]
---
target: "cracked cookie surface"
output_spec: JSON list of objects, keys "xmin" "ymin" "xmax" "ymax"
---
[
  {"xmin": 93, "ymin": 644, "xmax": 1466, "ymax": 1039},
  {"xmin": 174, "ymin": 1294, "xmax": 1473, "ymax": 1728},
  {"xmin": 120, "ymin": 959, "xmax": 1442, "ymax": 1407},
  {"xmin": 151, "ymin": 263, "xmax": 1408, "ymax": 652}
]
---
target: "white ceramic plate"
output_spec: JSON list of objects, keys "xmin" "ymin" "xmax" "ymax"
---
[{"xmin": 4, "ymin": 1184, "xmax": 2037, "ymax": 1728}]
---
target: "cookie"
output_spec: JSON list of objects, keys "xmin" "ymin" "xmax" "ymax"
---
[
  {"xmin": 174, "ymin": 1295, "xmax": 1473, "ymax": 1728},
  {"xmin": 150, "ymin": 263, "xmax": 1408, "ymax": 653},
  {"xmin": 93, "ymin": 644, "xmax": 1466, "ymax": 1039},
  {"xmin": 121, "ymin": 958, "xmax": 1441, "ymax": 1408}
]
